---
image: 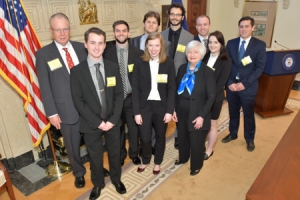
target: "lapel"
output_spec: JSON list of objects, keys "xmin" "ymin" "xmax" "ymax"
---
[
  {"xmin": 144, "ymin": 61, "xmax": 151, "ymax": 85},
  {"xmin": 49, "ymin": 42, "xmax": 70, "ymax": 81},
  {"xmin": 81, "ymin": 60, "xmax": 101, "ymax": 104},
  {"xmin": 233, "ymin": 38, "xmax": 241, "ymax": 65},
  {"xmin": 191, "ymin": 62, "xmax": 205, "ymax": 97},
  {"xmin": 244, "ymin": 37, "xmax": 255, "ymax": 58},
  {"xmin": 71, "ymin": 41, "xmax": 86, "ymax": 62}
]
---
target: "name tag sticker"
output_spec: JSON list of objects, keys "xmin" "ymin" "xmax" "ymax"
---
[
  {"xmin": 157, "ymin": 74, "xmax": 168, "ymax": 83},
  {"xmin": 242, "ymin": 56, "xmax": 252, "ymax": 66},
  {"xmin": 128, "ymin": 64, "xmax": 134, "ymax": 72},
  {"xmin": 47, "ymin": 58, "xmax": 62, "ymax": 71},
  {"xmin": 208, "ymin": 66, "xmax": 215, "ymax": 71},
  {"xmin": 176, "ymin": 44, "xmax": 186, "ymax": 53},
  {"xmin": 107, "ymin": 77, "xmax": 116, "ymax": 87}
]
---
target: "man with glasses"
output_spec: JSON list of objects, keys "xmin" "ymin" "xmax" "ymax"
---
[{"xmin": 161, "ymin": 3, "xmax": 193, "ymax": 149}]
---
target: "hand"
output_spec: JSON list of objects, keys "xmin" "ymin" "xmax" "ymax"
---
[
  {"xmin": 163, "ymin": 113, "xmax": 172, "ymax": 123},
  {"xmin": 236, "ymin": 82, "xmax": 245, "ymax": 91},
  {"xmin": 134, "ymin": 115, "xmax": 143, "ymax": 125},
  {"xmin": 192, "ymin": 116, "xmax": 204, "ymax": 129},
  {"xmin": 49, "ymin": 115, "xmax": 62, "ymax": 129},
  {"xmin": 103, "ymin": 121, "xmax": 114, "ymax": 131},
  {"xmin": 172, "ymin": 111, "xmax": 178, "ymax": 122},
  {"xmin": 228, "ymin": 83, "xmax": 238, "ymax": 92},
  {"xmin": 98, "ymin": 121, "xmax": 106, "ymax": 130}
]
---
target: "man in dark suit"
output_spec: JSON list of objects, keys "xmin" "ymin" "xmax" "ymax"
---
[
  {"xmin": 104, "ymin": 20, "xmax": 143, "ymax": 166},
  {"xmin": 70, "ymin": 27, "xmax": 126, "ymax": 200},
  {"xmin": 35, "ymin": 13, "xmax": 87, "ymax": 188},
  {"xmin": 194, "ymin": 15, "xmax": 211, "ymax": 47},
  {"xmin": 161, "ymin": 3, "xmax": 194, "ymax": 149},
  {"xmin": 222, "ymin": 16, "xmax": 266, "ymax": 152}
]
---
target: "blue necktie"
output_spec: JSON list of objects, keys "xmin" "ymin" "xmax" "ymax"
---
[{"xmin": 239, "ymin": 40, "xmax": 246, "ymax": 61}]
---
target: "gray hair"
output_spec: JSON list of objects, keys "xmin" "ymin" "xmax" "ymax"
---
[
  {"xmin": 49, "ymin": 13, "xmax": 70, "ymax": 27},
  {"xmin": 185, "ymin": 40, "xmax": 206, "ymax": 59}
]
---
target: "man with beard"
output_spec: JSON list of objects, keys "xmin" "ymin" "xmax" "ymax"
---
[
  {"xmin": 161, "ymin": 3, "xmax": 193, "ymax": 149},
  {"xmin": 104, "ymin": 20, "xmax": 144, "ymax": 166},
  {"xmin": 194, "ymin": 15, "xmax": 211, "ymax": 47}
]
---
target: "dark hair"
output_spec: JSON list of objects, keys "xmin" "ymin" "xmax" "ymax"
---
[
  {"xmin": 168, "ymin": 3, "xmax": 186, "ymax": 16},
  {"xmin": 143, "ymin": 11, "xmax": 161, "ymax": 26},
  {"xmin": 196, "ymin": 15, "xmax": 211, "ymax": 25},
  {"xmin": 238, "ymin": 16, "xmax": 254, "ymax": 26},
  {"xmin": 112, "ymin": 20, "xmax": 130, "ymax": 31},
  {"xmin": 49, "ymin": 13, "xmax": 69, "ymax": 26},
  {"xmin": 207, "ymin": 30, "xmax": 229, "ymax": 60},
  {"xmin": 84, "ymin": 27, "xmax": 106, "ymax": 43},
  {"xmin": 142, "ymin": 32, "xmax": 167, "ymax": 63}
]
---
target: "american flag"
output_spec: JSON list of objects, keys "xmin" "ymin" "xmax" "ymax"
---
[{"xmin": 0, "ymin": 0, "xmax": 50, "ymax": 146}]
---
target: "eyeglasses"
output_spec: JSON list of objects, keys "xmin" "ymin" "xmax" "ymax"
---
[
  {"xmin": 51, "ymin": 28, "xmax": 70, "ymax": 33},
  {"xmin": 170, "ymin": 13, "xmax": 182, "ymax": 17}
]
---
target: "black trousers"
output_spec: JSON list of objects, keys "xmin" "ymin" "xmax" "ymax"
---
[
  {"xmin": 139, "ymin": 100, "xmax": 168, "ymax": 165},
  {"xmin": 226, "ymin": 88, "xmax": 256, "ymax": 142},
  {"xmin": 60, "ymin": 122, "xmax": 86, "ymax": 177},
  {"xmin": 83, "ymin": 126, "xmax": 121, "ymax": 186},
  {"xmin": 177, "ymin": 98, "xmax": 208, "ymax": 171},
  {"xmin": 120, "ymin": 95, "xmax": 140, "ymax": 159}
]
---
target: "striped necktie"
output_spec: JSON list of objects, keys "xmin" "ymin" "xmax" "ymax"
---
[{"xmin": 119, "ymin": 48, "xmax": 127, "ymax": 98}]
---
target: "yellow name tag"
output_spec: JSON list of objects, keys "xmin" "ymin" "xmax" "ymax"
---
[
  {"xmin": 241, "ymin": 56, "xmax": 252, "ymax": 66},
  {"xmin": 208, "ymin": 66, "xmax": 215, "ymax": 71},
  {"xmin": 157, "ymin": 74, "xmax": 168, "ymax": 83},
  {"xmin": 47, "ymin": 58, "xmax": 62, "ymax": 71},
  {"xmin": 128, "ymin": 64, "xmax": 134, "ymax": 72},
  {"xmin": 176, "ymin": 44, "xmax": 186, "ymax": 53},
  {"xmin": 107, "ymin": 77, "xmax": 116, "ymax": 87}
]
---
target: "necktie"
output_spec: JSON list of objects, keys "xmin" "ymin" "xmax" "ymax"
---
[
  {"xmin": 239, "ymin": 40, "xmax": 246, "ymax": 61},
  {"xmin": 62, "ymin": 48, "xmax": 74, "ymax": 69},
  {"xmin": 203, "ymin": 39, "xmax": 208, "ymax": 47},
  {"xmin": 119, "ymin": 48, "xmax": 127, "ymax": 98},
  {"xmin": 95, "ymin": 63, "xmax": 107, "ymax": 119},
  {"xmin": 170, "ymin": 32, "xmax": 176, "ymax": 58}
]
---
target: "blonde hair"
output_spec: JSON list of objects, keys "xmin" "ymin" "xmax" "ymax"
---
[{"xmin": 142, "ymin": 32, "xmax": 167, "ymax": 63}]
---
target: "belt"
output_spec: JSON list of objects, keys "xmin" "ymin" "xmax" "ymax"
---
[{"xmin": 235, "ymin": 79, "xmax": 241, "ymax": 83}]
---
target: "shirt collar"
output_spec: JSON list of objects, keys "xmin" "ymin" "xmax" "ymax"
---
[
  {"xmin": 54, "ymin": 40, "xmax": 71, "ymax": 49},
  {"xmin": 116, "ymin": 43, "xmax": 129, "ymax": 52},
  {"xmin": 239, "ymin": 36, "xmax": 251, "ymax": 44},
  {"xmin": 170, "ymin": 27, "xmax": 182, "ymax": 35},
  {"xmin": 87, "ymin": 56, "xmax": 104, "ymax": 68}
]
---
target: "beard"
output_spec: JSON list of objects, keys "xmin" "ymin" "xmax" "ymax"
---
[
  {"xmin": 115, "ymin": 37, "xmax": 128, "ymax": 44},
  {"xmin": 170, "ymin": 19, "xmax": 182, "ymax": 26}
]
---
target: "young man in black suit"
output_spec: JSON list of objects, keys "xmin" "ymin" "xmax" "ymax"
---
[
  {"xmin": 104, "ymin": 20, "xmax": 143, "ymax": 166},
  {"xmin": 70, "ymin": 28, "xmax": 126, "ymax": 200}
]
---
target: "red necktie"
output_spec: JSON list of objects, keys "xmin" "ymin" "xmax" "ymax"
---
[{"xmin": 62, "ymin": 48, "xmax": 75, "ymax": 69}]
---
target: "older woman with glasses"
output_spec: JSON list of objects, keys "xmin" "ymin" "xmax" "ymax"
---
[{"xmin": 172, "ymin": 40, "xmax": 216, "ymax": 176}]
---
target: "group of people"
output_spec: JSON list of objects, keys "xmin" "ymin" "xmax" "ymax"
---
[{"xmin": 35, "ymin": 2, "xmax": 266, "ymax": 200}]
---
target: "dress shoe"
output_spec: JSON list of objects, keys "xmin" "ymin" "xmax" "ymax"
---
[
  {"xmin": 190, "ymin": 169, "xmax": 200, "ymax": 176},
  {"xmin": 132, "ymin": 157, "xmax": 141, "ymax": 165},
  {"xmin": 75, "ymin": 176, "xmax": 85, "ymax": 188},
  {"xmin": 137, "ymin": 164, "xmax": 148, "ymax": 173},
  {"xmin": 203, "ymin": 151, "xmax": 214, "ymax": 160},
  {"xmin": 103, "ymin": 168, "xmax": 110, "ymax": 177},
  {"xmin": 120, "ymin": 159, "xmax": 125, "ymax": 166},
  {"xmin": 174, "ymin": 160, "xmax": 186, "ymax": 165},
  {"xmin": 221, "ymin": 134, "xmax": 237, "ymax": 143},
  {"xmin": 174, "ymin": 137, "xmax": 179, "ymax": 149},
  {"xmin": 247, "ymin": 141, "xmax": 255, "ymax": 152},
  {"xmin": 112, "ymin": 181, "xmax": 126, "ymax": 194},
  {"xmin": 153, "ymin": 169, "xmax": 160, "ymax": 175},
  {"xmin": 89, "ymin": 184, "xmax": 105, "ymax": 200}
]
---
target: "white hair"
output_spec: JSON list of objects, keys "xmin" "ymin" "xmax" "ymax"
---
[{"xmin": 185, "ymin": 40, "xmax": 206, "ymax": 59}]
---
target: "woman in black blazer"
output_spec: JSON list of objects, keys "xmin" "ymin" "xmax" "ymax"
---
[
  {"xmin": 172, "ymin": 40, "xmax": 216, "ymax": 176},
  {"xmin": 202, "ymin": 31, "xmax": 232, "ymax": 160},
  {"xmin": 132, "ymin": 32, "xmax": 176, "ymax": 175}
]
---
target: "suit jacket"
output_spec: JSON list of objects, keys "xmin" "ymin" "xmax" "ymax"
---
[
  {"xmin": 103, "ymin": 44, "xmax": 143, "ymax": 86},
  {"xmin": 132, "ymin": 57, "xmax": 176, "ymax": 115},
  {"xmin": 194, "ymin": 35, "xmax": 200, "ymax": 42},
  {"xmin": 36, "ymin": 41, "xmax": 87, "ymax": 124},
  {"xmin": 161, "ymin": 28, "xmax": 194, "ymax": 74},
  {"xmin": 203, "ymin": 54, "xmax": 232, "ymax": 102},
  {"xmin": 226, "ymin": 37, "xmax": 266, "ymax": 95},
  {"xmin": 175, "ymin": 62, "xmax": 216, "ymax": 131},
  {"xmin": 70, "ymin": 59, "xmax": 124, "ymax": 134}
]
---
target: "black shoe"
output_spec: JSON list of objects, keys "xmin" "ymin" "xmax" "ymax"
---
[
  {"xmin": 174, "ymin": 137, "xmax": 179, "ymax": 149},
  {"xmin": 89, "ymin": 184, "xmax": 105, "ymax": 200},
  {"xmin": 112, "ymin": 181, "xmax": 127, "ymax": 194},
  {"xmin": 120, "ymin": 159, "xmax": 125, "ymax": 166},
  {"xmin": 174, "ymin": 160, "xmax": 186, "ymax": 165},
  {"xmin": 247, "ymin": 141, "xmax": 255, "ymax": 152},
  {"xmin": 190, "ymin": 169, "xmax": 200, "ymax": 176},
  {"xmin": 221, "ymin": 134, "xmax": 237, "ymax": 143},
  {"xmin": 203, "ymin": 151, "xmax": 214, "ymax": 160},
  {"xmin": 132, "ymin": 157, "xmax": 141, "ymax": 165},
  {"xmin": 103, "ymin": 168, "xmax": 110, "ymax": 177},
  {"xmin": 75, "ymin": 176, "xmax": 85, "ymax": 188},
  {"xmin": 152, "ymin": 147, "xmax": 155, "ymax": 155}
]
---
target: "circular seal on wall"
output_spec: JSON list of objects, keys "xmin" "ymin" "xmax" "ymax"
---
[{"xmin": 282, "ymin": 54, "xmax": 295, "ymax": 70}]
